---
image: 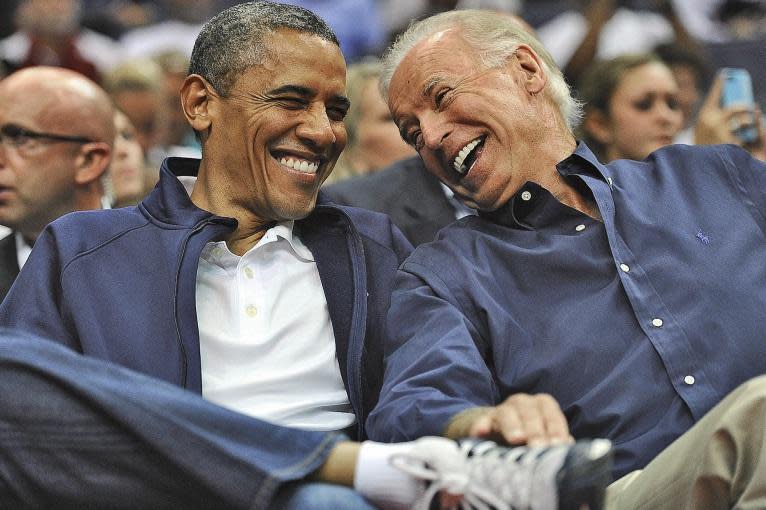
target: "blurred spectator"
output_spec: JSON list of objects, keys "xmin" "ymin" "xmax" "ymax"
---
[
  {"xmin": 327, "ymin": 58, "xmax": 415, "ymax": 185},
  {"xmin": 0, "ymin": 0, "xmax": 119, "ymax": 82},
  {"xmin": 80, "ymin": 1, "xmax": 158, "ymax": 40},
  {"xmin": 104, "ymin": 58, "xmax": 163, "ymax": 157},
  {"xmin": 381, "ymin": 0, "xmax": 522, "ymax": 45},
  {"xmin": 151, "ymin": 51, "xmax": 200, "ymax": 163},
  {"xmin": 107, "ymin": 110, "xmax": 153, "ymax": 208},
  {"xmin": 536, "ymin": 0, "xmax": 699, "ymax": 88},
  {"xmin": 577, "ymin": 53, "xmax": 683, "ymax": 161},
  {"xmin": 673, "ymin": 0, "xmax": 766, "ymax": 42},
  {"xmin": 654, "ymin": 43, "xmax": 712, "ymax": 143},
  {"xmin": 279, "ymin": 0, "xmax": 385, "ymax": 61},
  {"xmin": 118, "ymin": 0, "xmax": 216, "ymax": 61},
  {"xmin": 0, "ymin": 67, "xmax": 114, "ymax": 302},
  {"xmin": 325, "ymin": 156, "xmax": 471, "ymax": 247},
  {"xmin": 694, "ymin": 70, "xmax": 766, "ymax": 160}
]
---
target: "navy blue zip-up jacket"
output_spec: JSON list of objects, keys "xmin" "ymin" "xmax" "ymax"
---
[{"xmin": 0, "ymin": 158, "xmax": 412, "ymax": 440}]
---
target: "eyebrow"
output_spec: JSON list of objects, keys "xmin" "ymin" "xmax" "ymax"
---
[
  {"xmin": 267, "ymin": 84, "xmax": 350, "ymax": 109},
  {"xmin": 422, "ymin": 77, "xmax": 443, "ymax": 98}
]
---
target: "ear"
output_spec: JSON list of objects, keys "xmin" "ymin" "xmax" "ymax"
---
[
  {"xmin": 180, "ymin": 74, "xmax": 214, "ymax": 137},
  {"xmin": 74, "ymin": 142, "xmax": 111, "ymax": 185},
  {"xmin": 583, "ymin": 109, "xmax": 614, "ymax": 145},
  {"xmin": 512, "ymin": 44, "xmax": 546, "ymax": 96}
]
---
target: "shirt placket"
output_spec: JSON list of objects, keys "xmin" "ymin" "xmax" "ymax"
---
[
  {"xmin": 238, "ymin": 249, "xmax": 261, "ymax": 332},
  {"xmin": 580, "ymin": 173, "xmax": 713, "ymax": 420}
]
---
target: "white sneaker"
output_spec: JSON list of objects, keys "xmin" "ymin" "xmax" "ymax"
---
[{"xmin": 390, "ymin": 437, "xmax": 613, "ymax": 510}]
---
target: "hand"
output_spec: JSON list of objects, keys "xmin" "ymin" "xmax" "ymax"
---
[
  {"xmin": 694, "ymin": 74, "xmax": 766, "ymax": 160},
  {"xmin": 446, "ymin": 393, "xmax": 573, "ymax": 447}
]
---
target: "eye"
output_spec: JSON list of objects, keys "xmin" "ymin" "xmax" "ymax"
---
[
  {"xmin": 435, "ymin": 88, "xmax": 451, "ymax": 109},
  {"xmin": 279, "ymin": 97, "xmax": 308, "ymax": 110},
  {"xmin": 666, "ymin": 96, "xmax": 680, "ymax": 111},
  {"xmin": 632, "ymin": 98, "xmax": 653, "ymax": 112},
  {"xmin": 327, "ymin": 105, "xmax": 349, "ymax": 122}
]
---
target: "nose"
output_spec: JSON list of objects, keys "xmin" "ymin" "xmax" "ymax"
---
[
  {"xmin": 295, "ymin": 104, "xmax": 337, "ymax": 149},
  {"xmin": 656, "ymin": 100, "xmax": 682, "ymax": 126},
  {"xmin": 0, "ymin": 139, "xmax": 7, "ymax": 167},
  {"xmin": 420, "ymin": 111, "xmax": 450, "ymax": 150}
]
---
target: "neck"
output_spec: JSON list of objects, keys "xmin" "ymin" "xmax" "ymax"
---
[
  {"xmin": 191, "ymin": 163, "xmax": 275, "ymax": 256},
  {"xmin": 531, "ymin": 134, "xmax": 602, "ymax": 221}
]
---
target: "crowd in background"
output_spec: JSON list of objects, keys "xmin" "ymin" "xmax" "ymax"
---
[{"xmin": 0, "ymin": 0, "xmax": 764, "ymax": 227}]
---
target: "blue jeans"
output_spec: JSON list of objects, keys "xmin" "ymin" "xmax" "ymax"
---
[{"xmin": 0, "ymin": 329, "xmax": 374, "ymax": 509}]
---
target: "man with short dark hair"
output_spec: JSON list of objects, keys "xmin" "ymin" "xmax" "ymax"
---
[
  {"xmin": 369, "ymin": 8, "xmax": 766, "ymax": 509},
  {"xmin": 0, "ymin": 66, "xmax": 114, "ymax": 303},
  {"xmin": 0, "ymin": 3, "xmax": 612, "ymax": 509}
]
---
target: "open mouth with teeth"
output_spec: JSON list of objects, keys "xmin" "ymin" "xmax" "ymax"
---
[
  {"xmin": 453, "ymin": 136, "xmax": 485, "ymax": 175},
  {"xmin": 274, "ymin": 153, "xmax": 322, "ymax": 175}
]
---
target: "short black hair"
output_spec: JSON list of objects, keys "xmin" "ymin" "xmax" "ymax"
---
[{"xmin": 188, "ymin": 1, "xmax": 339, "ymax": 96}]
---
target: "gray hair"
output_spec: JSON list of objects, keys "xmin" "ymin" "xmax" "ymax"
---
[
  {"xmin": 380, "ymin": 10, "xmax": 582, "ymax": 130},
  {"xmin": 189, "ymin": 1, "xmax": 339, "ymax": 97}
]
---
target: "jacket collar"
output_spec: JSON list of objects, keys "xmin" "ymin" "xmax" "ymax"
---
[{"xmin": 140, "ymin": 157, "xmax": 218, "ymax": 228}]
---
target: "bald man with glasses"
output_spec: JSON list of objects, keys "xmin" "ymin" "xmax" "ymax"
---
[{"xmin": 0, "ymin": 66, "xmax": 114, "ymax": 302}]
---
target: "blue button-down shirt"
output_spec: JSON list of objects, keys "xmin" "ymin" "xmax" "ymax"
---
[{"xmin": 369, "ymin": 142, "xmax": 766, "ymax": 478}]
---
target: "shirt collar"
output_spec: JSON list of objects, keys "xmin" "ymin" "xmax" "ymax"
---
[
  {"xmin": 15, "ymin": 232, "xmax": 32, "ymax": 270},
  {"xmin": 201, "ymin": 220, "xmax": 314, "ymax": 264},
  {"xmin": 479, "ymin": 141, "xmax": 608, "ymax": 229}
]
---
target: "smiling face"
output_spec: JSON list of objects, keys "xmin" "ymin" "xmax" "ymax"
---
[
  {"xmin": 193, "ymin": 29, "xmax": 348, "ymax": 225},
  {"xmin": 601, "ymin": 62, "xmax": 683, "ymax": 161},
  {"xmin": 387, "ymin": 29, "xmax": 572, "ymax": 212}
]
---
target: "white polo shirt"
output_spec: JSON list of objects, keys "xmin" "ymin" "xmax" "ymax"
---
[{"xmin": 195, "ymin": 221, "xmax": 355, "ymax": 431}]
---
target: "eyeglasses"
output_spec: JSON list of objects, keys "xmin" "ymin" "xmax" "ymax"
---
[{"xmin": 0, "ymin": 123, "xmax": 93, "ymax": 150}]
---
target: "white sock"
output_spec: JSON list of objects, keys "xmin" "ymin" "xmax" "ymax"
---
[{"xmin": 353, "ymin": 440, "xmax": 425, "ymax": 510}]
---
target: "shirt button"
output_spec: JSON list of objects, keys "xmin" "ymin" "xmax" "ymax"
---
[
  {"xmin": 245, "ymin": 304, "xmax": 258, "ymax": 317},
  {"xmin": 521, "ymin": 191, "xmax": 532, "ymax": 201},
  {"xmin": 607, "ymin": 177, "xmax": 613, "ymax": 187},
  {"xmin": 652, "ymin": 318, "xmax": 663, "ymax": 328},
  {"xmin": 684, "ymin": 375, "xmax": 695, "ymax": 385},
  {"xmin": 575, "ymin": 224, "xmax": 586, "ymax": 232},
  {"xmin": 244, "ymin": 266, "xmax": 254, "ymax": 279},
  {"xmin": 619, "ymin": 263, "xmax": 630, "ymax": 273}
]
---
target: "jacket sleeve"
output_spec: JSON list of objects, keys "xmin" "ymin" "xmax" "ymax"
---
[
  {"xmin": 0, "ymin": 228, "xmax": 79, "ymax": 350},
  {"xmin": 367, "ymin": 257, "xmax": 499, "ymax": 442}
]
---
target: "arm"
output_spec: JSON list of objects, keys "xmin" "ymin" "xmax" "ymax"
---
[
  {"xmin": 367, "ymin": 262, "xmax": 499, "ymax": 442},
  {"xmin": 368, "ymin": 258, "xmax": 571, "ymax": 446},
  {"xmin": 563, "ymin": 0, "xmax": 616, "ymax": 88}
]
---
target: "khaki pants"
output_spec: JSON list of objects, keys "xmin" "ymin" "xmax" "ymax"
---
[{"xmin": 605, "ymin": 375, "xmax": 766, "ymax": 509}]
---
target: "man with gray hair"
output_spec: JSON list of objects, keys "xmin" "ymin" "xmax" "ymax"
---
[
  {"xmin": 0, "ymin": 2, "xmax": 612, "ymax": 509},
  {"xmin": 369, "ymin": 8, "xmax": 766, "ymax": 509}
]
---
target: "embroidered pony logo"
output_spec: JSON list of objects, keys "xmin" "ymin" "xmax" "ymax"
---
[{"xmin": 695, "ymin": 229, "xmax": 711, "ymax": 245}]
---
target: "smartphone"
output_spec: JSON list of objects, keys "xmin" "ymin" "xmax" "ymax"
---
[{"xmin": 719, "ymin": 67, "xmax": 758, "ymax": 144}]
